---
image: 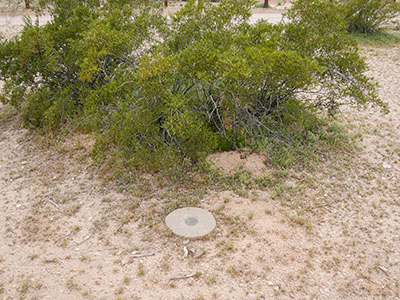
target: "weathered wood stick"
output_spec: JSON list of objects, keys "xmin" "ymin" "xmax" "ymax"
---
[
  {"xmin": 130, "ymin": 253, "xmax": 155, "ymax": 258},
  {"xmin": 169, "ymin": 273, "xmax": 196, "ymax": 281}
]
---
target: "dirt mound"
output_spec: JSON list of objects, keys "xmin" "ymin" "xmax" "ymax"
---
[{"xmin": 208, "ymin": 151, "xmax": 269, "ymax": 177}]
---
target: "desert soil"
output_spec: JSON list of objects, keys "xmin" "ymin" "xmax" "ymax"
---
[{"xmin": 1, "ymin": 3, "xmax": 399, "ymax": 300}]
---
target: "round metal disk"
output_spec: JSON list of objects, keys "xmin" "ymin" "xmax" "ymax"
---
[{"xmin": 165, "ymin": 207, "xmax": 216, "ymax": 239}]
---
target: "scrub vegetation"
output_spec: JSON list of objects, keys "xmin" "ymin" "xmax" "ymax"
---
[{"xmin": 0, "ymin": 0, "xmax": 395, "ymax": 175}]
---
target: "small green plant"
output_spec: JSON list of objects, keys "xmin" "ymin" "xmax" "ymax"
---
[
  {"xmin": 20, "ymin": 281, "xmax": 30, "ymax": 294},
  {"xmin": 115, "ymin": 287, "xmax": 124, "ymax": 295},
  {"xmin": 224, "ymin": 240, "xmax": 235, "ymax": 251},
  {"xmin": 66, "ymin": 278, "xmax": 80, "ymax": 291},
  {"xmin": 271, "ymin": 183, "xmax": 285, "ymax": 199},
  {"xmin": 123, "ymin": 276, "xmax": 131, "ymax": 285},
  {"xmin": 206, "ymin": 274, "xmax": 217, "ymax": 285},
  {"xmin": 137, "ymin": 263, "xmax": 146, "ymax": 277},
  {"xmin": 161, "ymin": 255, "xmax": 170, "ymax": 271}
]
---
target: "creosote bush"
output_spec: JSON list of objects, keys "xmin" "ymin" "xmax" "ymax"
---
[
  {"xmin": 338, "ymin": 0, "xmax": 400, "ymax": 33},
  {"xmin": 0, "ymin": 0, "xmax": 387, "ymax": 173}
]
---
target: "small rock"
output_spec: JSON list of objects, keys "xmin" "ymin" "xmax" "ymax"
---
[
  {"xmin": 193, "ymin": 248, "xmax": 204, "ymax": 258},
  {"xmin": 267, "ymin": 281, "xmax": 274, "ymax": 286},
  {"xmin": 290, "ymin": 293, "xmax": 295, "ymax": 298},
  {"xmin": 274, "ymin": 286, "xmax": 280, "ymax": 292},
  {"xmin": 183, "ymin": 240, "xmax": 190, "ymax": 245},
  {"xmin": 16, "ymin": 203, "xmax": 22, "ymax": 208},
  {"xmin": 378, "ymin": 265, "xmax": 388, "ymax": 273},
  {"xmin": 183, "ymin": 246, "xmax": 189, "ymax": 257},
  {"xmin": 120, "ymin": 258, "xmax": 129, "ymax": 266},
  {"xmin": 383, "ymin": 163, "xmax": 392, "ymax": 169},
  {"xmin": 248, "ymin": 293, "xmax": 257, "ymax": 300}
]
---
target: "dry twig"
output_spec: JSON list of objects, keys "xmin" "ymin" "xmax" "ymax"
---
[{"xmin": 169, "ymin": 273, "xmax": 196, "ymax": 281}]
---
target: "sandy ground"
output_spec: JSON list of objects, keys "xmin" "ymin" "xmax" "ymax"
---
[{"xmin": 1, "ymin": 3, "xmax": 400, "ymax": 300}]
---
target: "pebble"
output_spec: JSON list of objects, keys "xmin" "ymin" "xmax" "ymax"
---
[
  {"xmin": 193, "ymin": 248, "xmax": 204, "ymax": 258},
  {"xmin": 120, "ymin": 258, "xmax": 129, "ymax": 266},
  {"xmin": 248, "ymin": 294, "xmax": 257, "ymax": 300},
  {"xmin": 378, "ymin": 265, "xmax": 388, "ymax": 273},
  {"xmin": 267, "ymin": 281, "xmax": 274, "ymax": 286},
  {"xmin": 183, "ymin": 240, "xmax": 190, "ymax": 245},
  {"xmin": 383, "ymin": 163, "xmax": 392, "ymax": 169},
  {"xmin": 290, "ymin": 293, "xmax": 295, "ymax": 298},
  {"xmin": 183, "ymin": 246, "xmax": 189, "ymax": 257}
]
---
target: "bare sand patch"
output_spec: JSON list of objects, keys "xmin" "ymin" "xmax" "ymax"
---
[{"xmin": 209, "ymin": 151, "xmax": 269, "ymax": 177}]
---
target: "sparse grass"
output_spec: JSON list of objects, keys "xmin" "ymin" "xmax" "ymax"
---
[
  {"xmin": 206, "ymin": 274, "xmax": 217, "ymax": 285},
  {"xmin": 0, "ymin": 104, "xmax": 14, "ymax": 124},
  {"xmin": 66, "ymin": 278, "xmax": 80, "ymax": 291},
  {"xmin": 28, "ymin": 254, "xmax": 39, "ymax": 260},
  {"xmin": 224, "ymin": 240, "xmax": 235, "ymax": 251},
  {"xmin": 271, "ymin": 183, "xmax": 285, "ymax": 199},
  {"xmin": 350, "ymin": 30, "xmax": 400, "ymax": 46},
  {"xmin": 290, "ymin": 215, "xmax": 309, "ymax": 227},
  {"xmin": 115, "ymin": 286, "xmax": 124, "ymax": 295},
  {"xmin": 161, "ymin": 255, "xmax": 170, "ymax": 271},
  {"xmin": 20, "ymin": 281, "xmax": 30, "ymax": 294},
  {"xmin": 227, "ymin": 265, "xmax": 241, "ymax": 277},
  {"xmin": 137, "ymin": 263, "xmax": 146, "ymax": 277}
]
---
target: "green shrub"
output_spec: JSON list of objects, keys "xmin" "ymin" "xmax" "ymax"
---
[
  {"xmin": 0, "ymin": 0, "xmax": 387, "ymax": 172},
  {"xmin": 339, "ymin": 0, "xmax": 400, "ymax": 33}
]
